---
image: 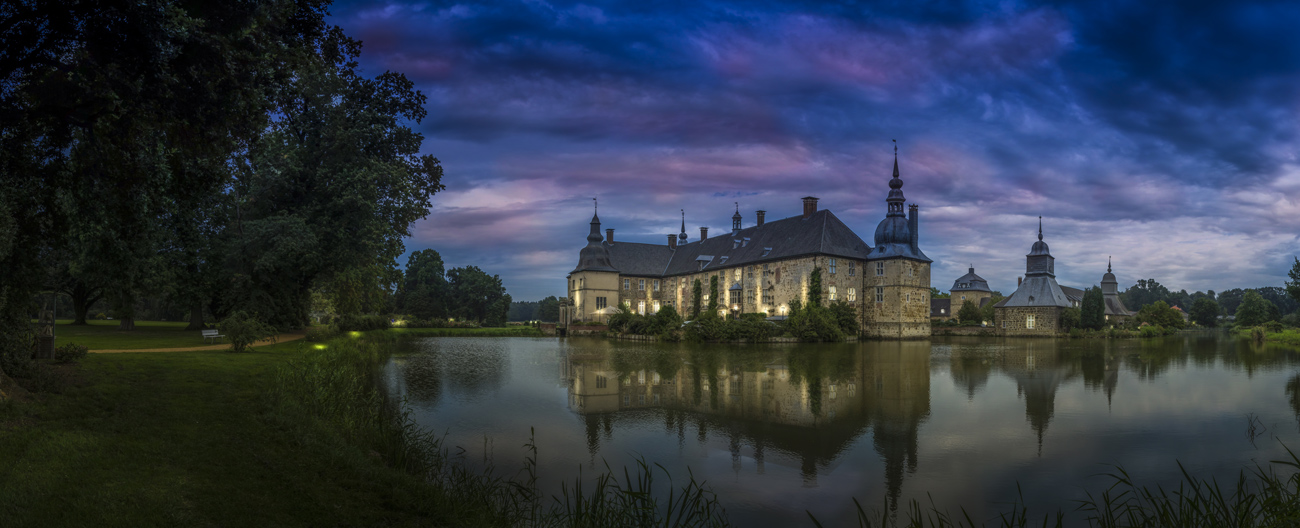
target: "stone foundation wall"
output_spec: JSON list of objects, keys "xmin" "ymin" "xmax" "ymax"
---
[{"xmin": 995, "ymin": 306, "xmax": 1063, "ymax": 336}]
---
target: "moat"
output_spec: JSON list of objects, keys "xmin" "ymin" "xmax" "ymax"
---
[{"xmin": 381, "ymin": 334, "xmax": 1300, "ymax": 526}]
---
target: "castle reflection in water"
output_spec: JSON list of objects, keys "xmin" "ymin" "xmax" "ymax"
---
[{"xmin": 561, "ymin": 338, "xmax": 1136, "ymax": 509}]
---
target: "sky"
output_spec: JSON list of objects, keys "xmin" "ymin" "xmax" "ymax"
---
[{"xmin": 328, "ymin": 0, "xmax": 1300, "ymax": 301}]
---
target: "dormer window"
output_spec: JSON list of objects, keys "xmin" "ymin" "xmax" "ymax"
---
[
  {"xmin": 720, "ymin": 256, "xmax": 729, "ymax": 265},
  {"xmin": 762, "ymin": 247, "xmax": 772, "ymax": 257},
  {"xmin": 742, "ymin": 237, "xmax": 750, "ymax": 247},
  {"xmin": 733, "ymin": 240, "xmax": 740, "ymax": 249}
]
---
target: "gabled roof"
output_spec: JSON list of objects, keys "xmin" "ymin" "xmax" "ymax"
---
[
  {"xmin": 658, "ymin": 209, "xmax": 872, "ymax": 277},
  {"xmin": 1060, "ymin": 286, "xmax": 1085, "ymax": 304},
  {"xmin": 604, "ymin": 242, "xmax": 675, "ymax": 277}
]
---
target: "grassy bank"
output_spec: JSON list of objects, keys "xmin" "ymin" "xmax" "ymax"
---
[
  {"xmin": 0, "ymin": 340, "xmax": 456, "ymax": 526},
  {"xmin": 389, "ymin": 326, "xmax": 544, "ymax": 337}
]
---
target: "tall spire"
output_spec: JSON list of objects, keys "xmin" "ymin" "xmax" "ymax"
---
[
  {"xmin": 678, "ymin": 209, "xmax": 688, "ymax": 242},
  {"xmin": 1108, "ymin": 256, "xmax": 1112, "ymax": 273},
  {"xmin": 886, "ymin": 140, "xmax": 905, "ymax": 216},
  {"xmin": 1037, "ymin": 216, "xmax": 1043, "ymax": 241},
  {"xmin": 892, "ymin": 139, "xmax": 899, "ymax": 179}
]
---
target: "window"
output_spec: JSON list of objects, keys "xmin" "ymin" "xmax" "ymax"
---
[
  {"xmin": 1026, "ymin": 314, "xmax": 1036, "ymax": 329},
  {"xmin": 763, "ymin": 293, "xmax": 774, "ymax": 304},
  {"xmin": 638, "ymin": 301, "xmax": 646, "ymax": 315},
  {"xmin": 623, "ymin": 395, "xmax": 629, "ymax": 404},
  {"xmin": 653, "ymin": 301, "xmax": 661, "ymax": 313},
  {"xmin": 876, "ymin": 262, "xmax": 884, "ymax": 276},
  {"xmin": 848, "ymin": 288, "xmax": 856, "ymax": 302},
  {"xmin": 729, "ymin": 289, "xmax": 741, "ymax": 307},
  {"xmin": 909, "ymin": 267, "xmax": 914, "ymax": 277},
  {"xmin": 829, "ymin": 258, "xmax": 836, "ymax": 274},
  {"xmin": 638, "ymin": 371, "xmax": 645, "ymax": 384},
  {"xmin": 849, "ymin": 261, "xmax": 855, "ymax": 276},
  {"xmin": 961, "ymin": 295, "xmax": 966, "ymax": 300},
  {"xmin": 762, "ymin": 247, "xmax": 772, "ymax": 257},
  {"xmin": 734, "ymin": 269, "xmax": 741, "ymax": 280},
  {"xmin": 941, "ymin": 309, "xmax": 946, "ymax": 314},
  {"xmin": 638, "ymin": 395, "xmax": 645, "ymax": 404},
  {"xmin": 653, "ymin": 394, "xmax": 660, "ymax": 404},
  {"xmin": 742, "ymin": 238, "xmax": 750, "ymax": 247},
  {"xmin": 875, "ymin": 287, "xmax": 884, "ymax": 303},
  {"xmin": 596, "ymin": 297, "xmax": 607, "ymax": 310},
  {"xmin": 639, "ymin": 279, "xmax": 645, "ymax": 291},
  {"xmin": 596, "ymin": 375, "xmax": 607, "ymax": 389},
  {"xmin": 829, "ymin": 286, "xmax": 837, "ymax": 301},
  {"xmin": 733, "ymin": 240, "xmax": 740, "ymax": 249},
  {"xmin": 653, "ymin": 280, "xmax": 659, "ymax": 291},
  {"xmin": 906, "ymin": 293, "xmax": 910, "ymax": 302},
  {"xmin": 703, "ymin": 293, "xmax": 710, "ymax": 303},
  {"xmin": 624, "ymin": 279, "xmax": 630, "ymax": 290}
]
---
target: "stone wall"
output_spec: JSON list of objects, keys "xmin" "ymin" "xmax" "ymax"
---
[
  {"xmin": 862, "ymin": 258, "xmax": 931, "ymax": 339},
  {"xmin": 995, "ymin": 306, "xmax": 1063, "ymax": 336}
]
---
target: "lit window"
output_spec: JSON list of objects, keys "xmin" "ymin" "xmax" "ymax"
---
[
  {"xmin": 638, "ymin": 301, "xmax": 646, "ymax": 314},
  {"xmin": 653, "ymin": 280, "xmax": 660, "ymax": 291},
  {"xmin": 876, "ymin": 262, "xmax": 884, "ymax": 276},
  {"xmin": 829, "ymin": 286, "xmax": 837, "ymax": 301},
  {"xmin": 875, "ymin": 287, "xmax": 884, "ymax": 303},
  {"xmin": 653, "ymin": 301, "xmax": 660, "ymax": 312},
  {"xmin": 1027, "ymin": 314, "xmax": 1036, "ymax": 329},
  {"xmin": 829, "ymin": 258, "xmax": 836, "ymax": 274},
  {"xmin": 734, "ymin": 269, "xmax": 741, "ymax": 280},
  {"xmin": 848, "ymin": 288, "xmax": 856, "ymax": 302},
  {"xmin": 624, "ymin": 279, "xmax": 630, "ymax": 290}
]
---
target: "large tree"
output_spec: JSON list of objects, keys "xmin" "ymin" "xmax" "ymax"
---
[
  {"xmin": 1235, "ymin": 291, "xmax": 1276, "ymax": 327},
  {"xmin": 446, "ymin": 266, "xmax": 509, "ymax": 325},
  {"xmin": 1189, "ymin": 297, "xmax": 1220, "ymax": 327},
  {"xmin": 537, "ymin": 296, "xmax": 561, "ymax": 322},
  {"xmin": 1081, "ymin": 286, "xmax": 1105, "ymax": 330},
  {"xmin": 403, "ymin": 249, "xmax": 448, "ymax": 320},
  {"xmin": 1288, "ymin": 257, "xmax": 1300, "ymax": 306}
]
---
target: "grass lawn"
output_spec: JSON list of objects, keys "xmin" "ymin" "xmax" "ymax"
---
[
  {"xmin": 38, "ymin": 320, "xmax": 211, "ymax": 350},
  {"xmin": 0, "ymin": 340, "xmax": 448, "ymax": 527}
]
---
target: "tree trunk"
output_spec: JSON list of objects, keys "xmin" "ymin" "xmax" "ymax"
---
[
  {"xmin": 185, "ymin": 300, "xmax": 205, "ymax": 330},
  {"xmin": 118, "ymin": 316, "xmax": 135, "ymax": 331},
  {"xmin": 70, "ymin": 280, "xmax": 99, "ymax": 325}
]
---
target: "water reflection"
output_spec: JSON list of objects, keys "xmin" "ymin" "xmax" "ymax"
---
[
  {"xmin": 389, "ymin": 333, "xmax": 1300, "ymax": 526},
  {"xmin": 566, "ymin": 340, "xmax": 934, "ymax": 506}
]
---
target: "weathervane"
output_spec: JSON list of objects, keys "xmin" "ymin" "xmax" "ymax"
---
[
  {"xmin": 593, "ymin": 197, "xmax": 597, "ymax": 214},
  {"xmin": 735, "ymin": 201, "xmax": 739, "ymax": 213},
  {"xmin": 893, "ymin": 139, "xmax": 897, "ymax": 157}
]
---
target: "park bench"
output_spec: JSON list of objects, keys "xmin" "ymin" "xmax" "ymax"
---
[{"xmin": 202, "ymin": 329, "xmax": 225, "ymax": 343}]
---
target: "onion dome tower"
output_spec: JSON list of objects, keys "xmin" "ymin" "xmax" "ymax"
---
[
  {"xmin": 871, "ymin": 142, "xmax": 929, "ymax": 261},
  {"xmin": 572, "ymin": 200, "xmax": 618, "ymax": 273}
]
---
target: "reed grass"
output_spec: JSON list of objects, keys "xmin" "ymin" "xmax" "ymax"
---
[{"xmin": 271, "ymin": 332, "xmax": 732, "ymax": 527}]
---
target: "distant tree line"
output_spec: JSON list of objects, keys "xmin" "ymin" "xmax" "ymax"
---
[{"xmin": 507, "ymin": 297, "xmax": 561, "ymax": 322}]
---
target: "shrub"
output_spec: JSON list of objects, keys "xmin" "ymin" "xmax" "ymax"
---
[
  {"xmin": 1260, "ymin": 321, "xmax": 1285, "ymax": 333},
  {"xmin": 784, "ymin": 303, "xmax": 845, "ymax": 342},
  {"xmin": 829, "ymin": 301, "xmax": 859, "ymax": 335},
  {"xmin": 219, "ymin": 311, "xmax": 278, "ymax": 353},
  {"xmin": 305, "ymin": 324, "xmax": 340, "ymax": 342},
  {"xmin": 335, "ymin": 314, "xmax": 391, "ymax": 332},
  {"xmin": 1139, "ymin": 324, "xmax": 1165, "ymax": 338},
  {"xmin": 54, "ymin": 343, "xmax": 88, "ymax": 364}
]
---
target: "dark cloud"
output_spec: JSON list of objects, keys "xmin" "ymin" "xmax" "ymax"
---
[{"xmin": 331, "ymin": 0, "xmax": 1300, "ymax": 300}]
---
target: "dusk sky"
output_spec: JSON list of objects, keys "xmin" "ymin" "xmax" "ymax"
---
[{"xmin": 329, "ymin": 0, "xmax": 1300, "ymax": 302}]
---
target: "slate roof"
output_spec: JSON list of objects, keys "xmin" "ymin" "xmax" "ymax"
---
[
  {"xmin": 950, "ymin": 267, "xmax": 992, "ymax": 293},
  {"xmin": 999, "ymin": 276, "xmax": 1072, "ymax": 308},
  {"xmin": 604, "ymin": 209, "xmax": 874, "ymax": 278},
  {"xmin": 1060, "ymin": 286, "xmax": 1085, "ymax": 306},
  {"xmin": 604, "ymin": 242, "xmax": 675, "ymax": 277},
  {"xmin": 1104, "ymin": 297, "xmax": 1132, "ymax": 317},
  {"xmin": 930, "ymin": 298, "xmax": 951, "ymax": 318}
]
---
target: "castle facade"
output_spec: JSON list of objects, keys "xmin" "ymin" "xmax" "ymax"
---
[{"xmin": 566, "ymin": 154, "xmax": 932, "ymax": 339}]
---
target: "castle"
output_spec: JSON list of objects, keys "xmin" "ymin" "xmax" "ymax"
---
[{"xmin": 566, "ymin": 151, "xmax": 932, "ymax": 339}]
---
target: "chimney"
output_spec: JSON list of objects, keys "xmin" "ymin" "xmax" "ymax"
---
[
  {"xmin": 908, "ymin": 204, "xmax": 919, "ymax": 250},
  {"xmin": 756, "ymin": 210, "xmax": 766, "ymax": 226},
  {"xmin": 606, "ymin": 228, "xmax": 614, "ymax": 244},
  {"xmin": 801, "ymin": 196, "xmax": 819, "ymax": 218},
  {"xmin": 700, "ymin": 226, "xmax": 709, "ymax": 240},
  {"xmin": 668, "ymin": 234, "xmax": 677, "ymax": 249},
  {"xmin": 1017, "ymin": 276, "xmax": 1023, "ymax": 286}
]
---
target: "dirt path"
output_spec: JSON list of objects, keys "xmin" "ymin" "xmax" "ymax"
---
[{"xmin": 88, "ymin": 332, "xmax": 306, "ymax": 353}]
